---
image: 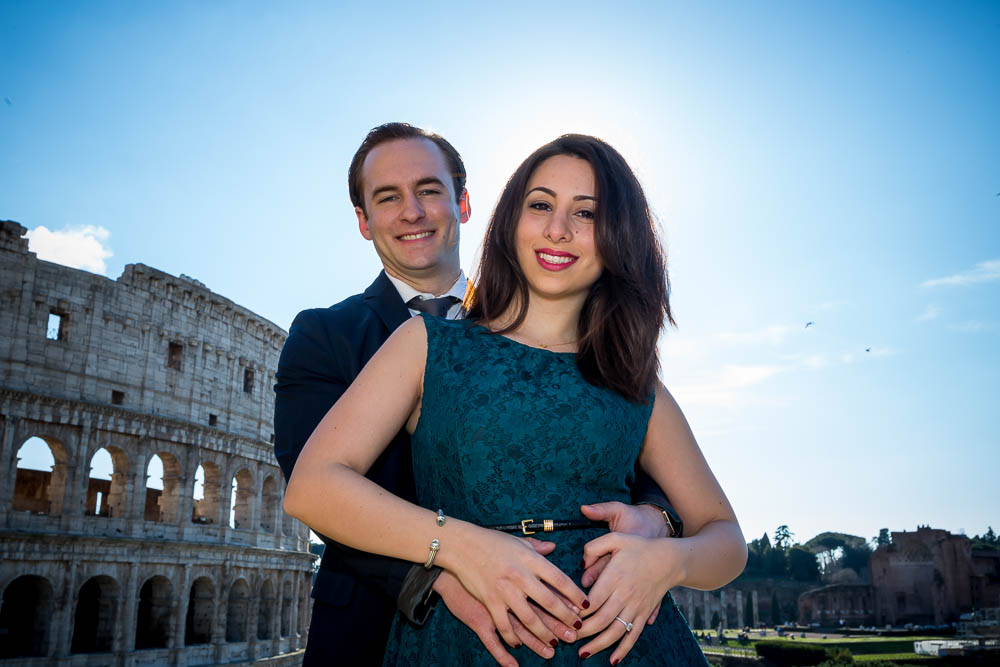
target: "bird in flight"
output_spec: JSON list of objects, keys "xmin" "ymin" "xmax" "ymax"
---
[
  {"xmin": 865, "ymin": 347, "xmax": 871, "ymax": 353},
  {"xmin": 805, "ymin": 322, "xmax": 815, "ymax": 328}
]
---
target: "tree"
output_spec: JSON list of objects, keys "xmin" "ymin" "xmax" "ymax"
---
[
  {"xmin": 774, "ymin": 525, "xmax": 794, "ymax": 550},
  {"xmin": 788, "ymin": 545, "xmax": 820, "ymax": 582},
  {"xmin": 876, "ymin": 528, "xmax": 891, "ymax": 547},
  {"xmin": 842, "ymin": 543, "xmax": 873, "ymax": 575},
  {"xmin": 986, "ymin": 526, "xmax": 997, "ymax": 545},
  {"xmin": 771, "ymin": 591, "xmax": 781, "ymax": 626}
]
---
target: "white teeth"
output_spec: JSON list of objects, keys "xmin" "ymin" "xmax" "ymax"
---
[
  {"xmin": 400, "ymin": 231, "xmax": 433, "ymax": 241},
  {"xmin": 537, "ymin": 252, "xmax": 575, "ymax": 264}
]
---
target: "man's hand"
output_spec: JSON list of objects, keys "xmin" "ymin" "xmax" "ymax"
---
[
  {"xmin": 579, "ymin": 502, "xmax": 667, "ymax": 623},
  {"xmin": 433, "ymin": 538, "xmax": 579, "ymax": 667}
]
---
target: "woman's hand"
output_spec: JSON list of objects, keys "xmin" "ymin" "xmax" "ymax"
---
[
  {"xmin": 441, "ymin": 523, "xmax": 588, "ymax": 651},
  {"xmin": 576, "ymin": 533, "xmax": 685, "ymax": 663}
]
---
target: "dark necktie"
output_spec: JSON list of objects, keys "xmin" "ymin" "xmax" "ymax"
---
[{"xmin": 406, "ymin": 295, "xmax": 461, "ymax": 318}]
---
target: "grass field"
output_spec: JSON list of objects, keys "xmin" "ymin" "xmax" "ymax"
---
[{"xmin": 700, "ymin": 629, "xmax": 942, "ymax": 662}]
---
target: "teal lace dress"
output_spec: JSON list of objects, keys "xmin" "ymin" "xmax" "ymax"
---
[{"xmin": 382, "ymin": 315, "xmax": 707, "ymax": 666}]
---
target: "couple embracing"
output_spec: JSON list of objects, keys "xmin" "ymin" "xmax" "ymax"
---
[{"xmin": 274, "ymin": 123, "xmax": 747, "ymax": 666}]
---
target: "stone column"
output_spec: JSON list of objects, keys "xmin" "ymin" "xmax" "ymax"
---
[
  {"xmin": 736, "ymin": 590, "xmax": 744, "ymax": 628},
  {"xmin": 720, "ymin": 590, "xmax": 728, "ymax": 629},
  {"xmin": 52, "ymin": 559, "xmax": 78, "ymax": 658},
  {"xmin": 176, "ymin": 466, "xmax": 193, "ymax": 541},
  {"xmin": 702, "ymin": 591, "xmax": 711, "ymax": 630},
  {"xmin": 752, "ymin": 590, "xmax": 760, "ymax": 627},
  {"xmin": 173, "ymin": 564, "xmax": 192, "ymax": 651},
  {"xmin": 58, "ymin": 429, "xmax": 87, "ymax": 531},
  {"xmin": 0, "ymin": 416, "xmax": 18, "ymax": 509},
  {"xmin": 290, "ymin": 569, "xmax": 301, "ymax": 648},
  {"xmin": 686, "ymin": 589, "xmax": 695, "ymax": 626},
  {"xmin": 121, "ymin": 562, "xmax": 140, "ymax": 658},
  {"xmin": 212, "ymin": 564, "xmax": 227, "ymax": 664}
]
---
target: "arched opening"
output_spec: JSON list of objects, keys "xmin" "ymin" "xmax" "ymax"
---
[
  {"xmin": 85, "ymin": 447, "xmax": 128, "ymax": 517},
  {"xmin": 229, "ymin": 468, "xmax": 253, "ymax": 530},
  {"xmin": 135, "ymin": 576, "xmax": 172, "ymax": 649},
  {"xmin": 257, "ymin": 580, "xmax": 275, "ymax": 640},
  {"xmin": 280, "ymin": 580, "xmax": 293, "ymax": 637},
  {"xmin": 184, "ymin": 577, "xmax": 214, "ymax": 646},
  {"xmin": 260, "ymin": 475, "xmax": 278, "ymax": 532},
  {"xmin": 191, "ymin": 461, "xmax": 221, "ymax": 524},
  {"xmin": 226, "ymin": 579, "xmax": 250, "ymax": 642},
  {"xmin": 71, "ymin": 575, "xmax": 119, "ymax": 654},
  {"xmin": 0, "ymin": 575, "xmax": 54, "ymax": 657},
  {"xmin": 13, "ymin": 436, "xmax": 64, "ymax": 515},
  {"xmin": 145, "ymin": 452, "xmax": 181, "ymax": 523}
]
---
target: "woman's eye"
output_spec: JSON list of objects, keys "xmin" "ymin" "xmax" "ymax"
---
[
  {"xmin": 528, "ymin": 201, "xmax": 552, "ymax": 211},
  {"xmin": 576, "ymin": 209, "xmax": 595, "ymax": 221}
]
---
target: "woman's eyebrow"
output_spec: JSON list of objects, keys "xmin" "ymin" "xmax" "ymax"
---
[{"xmin": 525, "ymin": 186, "xmax": 596, "ymax": 201}]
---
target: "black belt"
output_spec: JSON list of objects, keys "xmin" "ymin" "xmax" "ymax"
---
[{"xmin": 486, "ymin": 518, "xmax": 604, "ymax": 536}]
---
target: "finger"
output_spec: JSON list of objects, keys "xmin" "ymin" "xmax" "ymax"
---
[
  {"xmin": 578, "ymin": 559, "xmax": 621, "ymax": 621},
  {"xmin": 472, "ymin": 619, "xmax": 520, "ymax": 667},
  {"xmin": 581, "ymin": 532, "xmax": 620, "ymax": 571},
  {"xmin": 647, "ymin": 601, "xmax": 661, "ymax": 625},
  {"xmin": 509, "ymin": 612, "xmax": 555, "ymax": 661},
  {"xmin": 577, "ymin": 605, "xmax": 630, "ymax": 658},
  {"xmin": 579, "ymin": 501, "xmax": 626, "ymax": 525},
  {"xmin": 577, "ymin": 590, "xmax": 627, "ymax": 638},
  {"xmin": 486, "ymin": 599, "xmax": 522, "ymax": 649},
  {"xmin": 530, "ymin": 599, "xmax": 579, "ymax": 643},
  {"xmin": 505, "ymin": 590, "xmax": 559, "ymax": 650},
  {"xmin": 526, "ymin": 568, "xmax": 586, "ymax": 627},
  {"xmin": 609, "ymin": 608, "xmax": 649, "ymax": 665},
  {"xmin": 523, "ymin": 536, "xmax": 556, "ymax": 556},
  {"xmin": 580, "ymin": 554, "xmax": 611, "ymax": 588}
]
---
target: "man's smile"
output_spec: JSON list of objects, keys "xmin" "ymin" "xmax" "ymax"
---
[{"xmin": 399, "ymin": 231, "xmax": 435, "ymax": 241}]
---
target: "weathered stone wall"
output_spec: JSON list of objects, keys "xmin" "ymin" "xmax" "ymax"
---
[{"xmin": 0, "ymin": 220, "xmax": 314, "ymax": 666}]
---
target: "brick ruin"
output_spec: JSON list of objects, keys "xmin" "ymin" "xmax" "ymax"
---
[{"xmin": 0, "ymin": 220, "xmax": 314, "ymax": 666}]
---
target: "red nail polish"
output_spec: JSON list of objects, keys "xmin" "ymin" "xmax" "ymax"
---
[
  {"xmin": 581, "ymin": 651, "xmax": 591, "ymax": 659},
  {"xmin": 581, "ymin": 559, "xmax": 586, "ymax": 569},
  {"xmin": 574, "ymin": 620, "xmax": 583, "ymax": 630},
  {"xmin": 514, "ymin": 644, "xmax": 522, "ymax": 649},
  {"xmin": 582, "ymin": 599, "xmax": 590, "ymax": 609},
  {"xmin": 611, "ymin": 660, "xmax": 620, "ymax": 666},
  {"xmin": 550, "ymin": 638, "xmax": 558, "ymax": 647}
]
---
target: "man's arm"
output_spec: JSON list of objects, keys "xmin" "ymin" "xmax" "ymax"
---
[{"xmin": 274, "ymin": 308, "xmax": 426, "ymax": 616}]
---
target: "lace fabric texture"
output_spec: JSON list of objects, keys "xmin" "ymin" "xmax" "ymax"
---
[{"xmin": 383, "ymin": 315, "xmax": 707, "ymax": 666}]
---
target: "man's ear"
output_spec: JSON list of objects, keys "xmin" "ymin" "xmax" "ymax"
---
[
  {"xmin": 458, "ymin": 189, "xmax": 471, "ymax": 224},
  {"xmin": 356, "ymin": 206, "xmax": 373, "ymax": 240}
]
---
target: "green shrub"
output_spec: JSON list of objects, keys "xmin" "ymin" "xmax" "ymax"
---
[{"xmin": 755, "ymin": 640, "xmax": 829, "ymax": 666}]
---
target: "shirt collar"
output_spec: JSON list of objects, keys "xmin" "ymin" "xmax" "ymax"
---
[{"xmin": 386, "ymin": 271, "xmax": 467, "ymax": 308}]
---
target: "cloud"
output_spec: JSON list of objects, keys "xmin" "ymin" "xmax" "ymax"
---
[
  {"xmin": 915, "ymin": 304, "xmax": 941, "ymax": 322},
  {"xmin": 921, "ymin": 259, "xmax": 1000, "ymax": 288},
  {"xmin": 950, "ymin": 321, "xmax": 998, "ymax": 333},
  {"xmin": 714, "ymin": 325, "xmax": 792, "ymax": 346},
  {"xmin": 25, "ymin": 225, "xmax": 113, "ymax": 275}
]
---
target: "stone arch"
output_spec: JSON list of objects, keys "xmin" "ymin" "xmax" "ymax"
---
[
  {"xmin": 260, "ymin": 475, "xmax": 279, "ymax": 532},
  {"xmin": 135, "ymin": 575, "xmax": 172, "ymax": 649},
  {"xmin": 280, "ymin": 579, "xmax": 293, "ymax": 637},
  {"xmin": 257, "ymin": 579, "xmax": 275, "ymax": 640},
  {"xmin": 229, "ymin": 468, "xmax": 254, "ymax": 530},
  {"xmin": 145, "ymin": 451, "xmax": 181, "ymax": 523},
  {"xmin": 0, "ymin": 575, "xmax": 55, "ymax": 658},
  {"xmin": 85, "ymin": 445, "xmax": 129, "ymax": 518},
  {"xmin": 12, "ymin": 435, "xmax": 69, "ymax": 515},
  {"xmin": 71, "ymin": 575, "xmax": 119, "ymax": 654},
  {"xmin": 184, "ymin": 577, "xmax": 214, "ymax": 646},
  {"xmin": 226, "ymin": 578, "xmax": 251, "ymax": 642},
  {"xmin": 191, "ymin": 460, "xmax": 221, "ymax": 524}
]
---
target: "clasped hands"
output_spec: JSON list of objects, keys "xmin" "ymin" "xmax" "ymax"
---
[{"xmin": 434, "ymin": 502, "xmax": 681, "ymax": 666}]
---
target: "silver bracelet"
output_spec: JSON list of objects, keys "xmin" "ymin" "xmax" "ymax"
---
[
  {"xmin": 437, "ymin": 509, "xmax": 446, "ymax": 526},
  {"xmin": 423, "ymin": 538, "xmax": 440, "ymax": 569}
]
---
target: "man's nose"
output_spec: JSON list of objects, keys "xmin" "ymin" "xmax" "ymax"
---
[{"xmin": 399, "ymin": 192, "xmax": 425, "ymax": 223}]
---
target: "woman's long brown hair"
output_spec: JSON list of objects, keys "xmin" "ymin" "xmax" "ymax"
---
[{"xmin": 467, "ymin": 134, "xmax": 673, "ymax": 403}]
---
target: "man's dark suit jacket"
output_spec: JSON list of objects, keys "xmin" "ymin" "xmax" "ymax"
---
[{"xmin": 273, "ymin": 270, "xmax": 674, "ymax": 665}]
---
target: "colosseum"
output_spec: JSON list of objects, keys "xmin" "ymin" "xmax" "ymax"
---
[{"xmin": 0, "ymin": 220, "xmax": 314, "ymax": 666}]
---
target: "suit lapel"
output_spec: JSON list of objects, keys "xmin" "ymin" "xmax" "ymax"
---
[{"xmin": 363, "ymin": 270, "xmax": 412, "ymax": 334}]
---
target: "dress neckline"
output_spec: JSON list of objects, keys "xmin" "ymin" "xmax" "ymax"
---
[{"xmin": 468, "ymin": 321, "xmax": 578, "ymax": 357}]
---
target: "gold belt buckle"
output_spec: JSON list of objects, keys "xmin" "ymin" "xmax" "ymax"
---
[{"xmin": 521, "ymin": 519, "xmax": 535, "ymax": 536}]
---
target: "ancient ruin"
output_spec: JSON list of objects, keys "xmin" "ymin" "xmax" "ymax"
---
[{"xmin": 0, "ymin": 220, "xmax": 314, "ymax": 666}]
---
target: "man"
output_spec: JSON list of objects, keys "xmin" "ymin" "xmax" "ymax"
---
[{"xmin": 273, "ymin": 123, "xmax": 681, "ymax": 666}]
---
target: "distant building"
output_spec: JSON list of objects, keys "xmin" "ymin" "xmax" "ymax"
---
[
  {"xmin": 797, "ymin": 526, "xmax": 1000, "ymax": 627},
  {"xmin": 0, "ymin": 220, "xmax": 314, "ymax": 665}
]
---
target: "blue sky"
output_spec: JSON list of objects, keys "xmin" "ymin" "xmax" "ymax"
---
[{"xmin": 4, "ymin": 2, "xmax": 998, "ymax": 546}]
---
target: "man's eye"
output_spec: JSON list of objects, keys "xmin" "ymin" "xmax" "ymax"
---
[
  {"xmin": 418, "ymin": 189, "xmax": 442, "ymax": 196},
  {"xmin": 377, "ymin": 195, "xmax": 398, "ymax": 204}
]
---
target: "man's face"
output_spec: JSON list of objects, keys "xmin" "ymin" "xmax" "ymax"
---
[{"xmin": 355, "ymin": 137, "xmax": 469, "ymax": 286}]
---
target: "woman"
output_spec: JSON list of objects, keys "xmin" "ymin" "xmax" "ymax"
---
[{"xmin": 285, "ymin": 135, "xmax": 747, "ymax": 665}]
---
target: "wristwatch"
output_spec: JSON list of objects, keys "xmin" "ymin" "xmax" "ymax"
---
[{"xmin": 639, "ymin": 502, "xmax": 683, "ymax": 538}]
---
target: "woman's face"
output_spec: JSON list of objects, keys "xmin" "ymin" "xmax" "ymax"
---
[{"xmin": 515, "ymin": 155, "xmax": 603, "ymax": 304}]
